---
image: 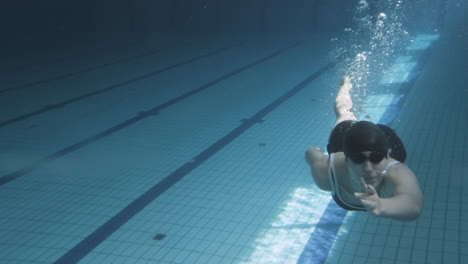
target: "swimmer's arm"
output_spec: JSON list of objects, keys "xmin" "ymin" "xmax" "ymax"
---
[
  {"xmin": 305, "ymin": 147, "xmax": 331, "ymax": 191},
  {"xmin": 378, "ymin": 166, "xmax": 423, "ymax": 221}
]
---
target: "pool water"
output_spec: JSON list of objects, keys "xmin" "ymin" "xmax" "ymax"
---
[{"xmin": 0, "ymin": 1, "xmax": 467, "ymax": 263}]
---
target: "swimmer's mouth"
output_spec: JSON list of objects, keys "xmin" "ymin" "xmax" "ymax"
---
[{"xmin": 363, "ymin": 177, "xmax": 376, "ymax": 184}]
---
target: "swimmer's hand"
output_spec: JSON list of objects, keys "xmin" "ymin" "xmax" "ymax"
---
[{"xmin": 355, "ymin": 177, "xmax": 382, "ymax": 217}]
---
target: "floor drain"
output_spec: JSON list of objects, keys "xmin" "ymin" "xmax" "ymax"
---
[{"xmin": 153, "ymin": 234, "xmax": 166, "ymax": 241}]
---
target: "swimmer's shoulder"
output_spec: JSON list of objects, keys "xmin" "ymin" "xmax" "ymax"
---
[
  {"xmin": 331, "ymin": 152, "xmax": 349, "ymax": 176},
  {"xmin": 383, "ymin": 160, "xmax": 419, "ymax": 191}
]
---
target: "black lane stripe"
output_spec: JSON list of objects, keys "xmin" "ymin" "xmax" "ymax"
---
[
  {"xmin": 0, "ymin": 44, "xmax": 240, "ymax": 128},
  {"xmin": 0, "ymin": 46, "xmax": 170, "ymax": 94},
  {"xmin": 53, "ymin": 56, "xmax": 343, "ymax": 264},
  {"xmin": 0, "ymin": 41, "xmax": 139, "ymax": 74},
  {"xmin": 0, "ymin": 41, "xmax": 302, "ymax": 186}
]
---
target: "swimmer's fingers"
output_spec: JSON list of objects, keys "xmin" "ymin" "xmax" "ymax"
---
[
  {"xmin": 364, "ymin": 197, "xmax": 383, "ymax": 216},
  {"xmin": 366, "ymin": 184, "xmax": 377, "ymax": 195},
  {"xmin": 359, "ymin": 177, "xmax": 376, "ymax": 195},
  {"xmin": 355, "ymin": 190, "xmax": 382, "ymax": 216},
  {"xmin": 354, "ymin": 192, "xmax": 375, "ymax": 211},
  {"xmin": 360, "ymin": 199, "xmax": 381, "ymax": 216},
  {"xmin": 359, "ymin": 177, "xmax": 366, "ymax": 190},
  {"xmin": 354, "ymin": 191, "xmax": 368, "ymax": 200},
  {"xmin": 359, "ymin": 197, "xmax": 375, "ymax": 208},
  {"xmin": 354, "ymin": 190, "xmax": 377, "ymax": 199}
]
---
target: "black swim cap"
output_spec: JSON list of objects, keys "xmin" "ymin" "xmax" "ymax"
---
[{"xmin": 343, "ymin": 121, "xmax": 389, "ymax": 156}]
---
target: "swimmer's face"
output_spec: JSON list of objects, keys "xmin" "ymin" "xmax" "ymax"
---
[{"xmin": 346, "ymin": 151, "xmax": 387, "ymax": 189}]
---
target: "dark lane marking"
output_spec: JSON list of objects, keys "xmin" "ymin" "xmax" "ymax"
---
[
  {"xmin": 297, "ymin": 202, "xmax": 347, "ymax": 264},
  {"xmin": 0, "ymin": 44, "xmax": 240, "ymax": 128},
  {"xmin": 0, "ymin": 40, "xmax": 140, "ymax": 74},
  {"xmin": 0, "ymin": 46, "xmax": 170, "ymax": 94},
  {"xmin": 0, "ymin": 41, "xmax": 302, "ymax": 186},
  {"xmin": 53, "ymin": 56, "xmax": 342, "ymax": 264}
]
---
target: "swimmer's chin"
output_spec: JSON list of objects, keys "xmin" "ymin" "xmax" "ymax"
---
[{"xmin": 363, "ymin": 177, "xmax": 378, "ymax": 186}]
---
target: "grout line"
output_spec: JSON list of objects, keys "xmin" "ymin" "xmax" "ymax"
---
[
  {"xmin": 0, "ymin": 43, "xmax": 240, "ymax": 127},
  {"xmin": 52, "ymin": 55, "xmax": 342, "ymax": 264},
  {"xmin": 297, "ymin": 202, "xmax": 347, "ymax": 263},
  {"xmin": 0, "ymin": 45, "xmax": 171, "ymax": 94},
  {"xmin": 0, "ymin": 39, "xmax": 144, "ymax": 74},
  {"xmin": 0, "ymin": 41, "xmax": 302, "ymax": 186}
]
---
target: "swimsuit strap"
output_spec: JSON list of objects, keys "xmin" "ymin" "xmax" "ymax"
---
[{"xmin": 382, "ymin": 161, "xmax": 401, "ymax": 175}]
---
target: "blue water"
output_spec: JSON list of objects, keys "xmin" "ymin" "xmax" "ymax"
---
[{"xmin": 1, "ymin": 1, "xmax": 467, "ymax": 263}]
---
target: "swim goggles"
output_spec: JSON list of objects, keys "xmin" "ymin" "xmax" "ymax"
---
[{"xmin": 348, "ymin": 151, "xmax": 386, "ymax": 164}]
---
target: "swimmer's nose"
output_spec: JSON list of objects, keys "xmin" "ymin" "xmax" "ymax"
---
[{"xmin": 362, "ymin": 160, "xmax": 373, "ymax": 171}]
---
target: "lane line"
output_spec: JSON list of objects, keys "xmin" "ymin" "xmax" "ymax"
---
[
  {"xmin": 0, "ymin": 44, "xmax": 241, "ymax": 127},
  {"xmin": 53, "ymin": 55, "xmax": 342, "ymax": 264},
  {"xmin": 0, "ymin": 41, "xmax": 302, "ymax": 186},
  {"xmin": 0, "ymin": 40, "xmax": 141, "ymax": 73},
  {"xmin": 297, "ymin": 202, "xmax": 347, "ymax": 264},
  {"xmin": 0, "ymin": 45, "xmax": 170, "ymax": 94}
]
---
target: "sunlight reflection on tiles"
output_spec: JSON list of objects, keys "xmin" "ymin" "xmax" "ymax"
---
[
  {"xmin": 406, "ymin": 34, "xmax": 440, "ymax": 51},
  {"xmin": 394, "ymin": 55, "xmax": 414, "ymax": 63},
  {"xmin": 364, "ymin": 94, "xmax": 398, "ymax": 107},
  {"xmin": 381, "ymin": 34, "xmax": 440, "ymax": 85},
  {"xmin": 380, "ymin": 62, "xmax": 417, "ymax": 84},
  {"xmin": 245, "ymin": 187, "xmax": 331, "ymax": 263},
  {"xmin": 325, "ymin": 211, "xmax": 358, "ymax": 261}
]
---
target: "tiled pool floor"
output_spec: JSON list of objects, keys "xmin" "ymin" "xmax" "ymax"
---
[{"xmin": 0, "ymin": 5, "xmax": 467, "ymax": 263}]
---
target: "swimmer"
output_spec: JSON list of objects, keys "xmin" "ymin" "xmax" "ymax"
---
[{"xmin": 305, "ymin": 76, "xmax": 422, "ymax": 221}]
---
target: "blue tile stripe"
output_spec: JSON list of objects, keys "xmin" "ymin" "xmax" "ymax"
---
[
  {"xmin": 296, "ymin": 41, "xmax": 437, "ymax": 264},
  {"xmin": 0, "ymin": 41, "xmax": 301, "ymax": 186},
  {"xmin": 297, "ymin": 202, "xmax": 347, "ymax": 264},
  {"xmin": 53, "ymin": 57, "xmax": 343, "ymax": 264}
]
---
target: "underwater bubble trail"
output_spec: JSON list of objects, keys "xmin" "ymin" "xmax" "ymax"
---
[{"xmin": 328, "ymin": 0, "xmax": 412, "ymax": 117}]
